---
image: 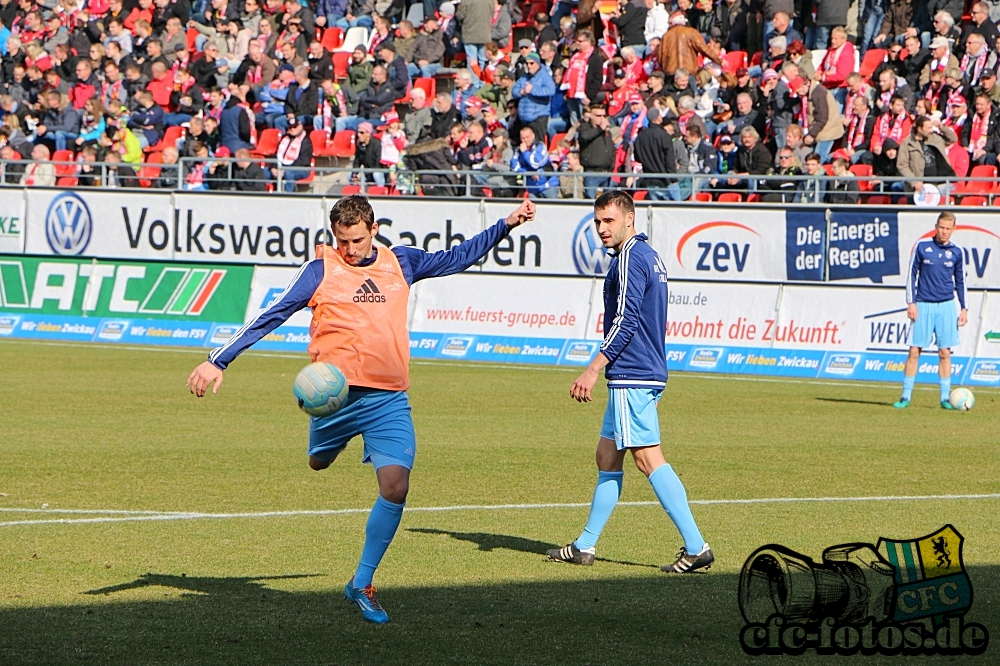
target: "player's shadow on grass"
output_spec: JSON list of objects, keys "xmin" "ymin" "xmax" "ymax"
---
[
  {"xmin": 407, "ymin": 527, "xmax": 659, "ymax": 569},
  {"xmin": 815, "ymin": 397, "xmax": 894, "ymax": 407},
  {"xmin": 85, "ymin": 572, "xmax": 322, "ymax": 597}
]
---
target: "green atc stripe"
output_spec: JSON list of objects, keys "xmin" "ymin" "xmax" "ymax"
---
[{"xmin": 0, "ymin": 255, "xmax": 252, "ymax": 322}]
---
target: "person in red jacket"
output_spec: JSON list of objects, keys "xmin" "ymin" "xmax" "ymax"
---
[
  {"xmin": 145, "ymin": 61, "xmax": 174, "ymax": 108},
  {"xmin": 68, "ymin": 60, "xmax": 98, "ymax": 109},
  {"xmin": 816, "ymin": 26, "xmax": 855, "ymax": 108}
]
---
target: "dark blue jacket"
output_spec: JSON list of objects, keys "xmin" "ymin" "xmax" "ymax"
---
[
  {"xmin": 601, "ymin": 234, "xmax": 668, "ymax": 389},
  {"xmin": 220, "ymin": 98, "xmax": 252, "ymax": 153},
  {"xmin": 907, "ymin": 238, "xmax": 966, "ymax": 308},
  {"xmin": 209, "ymin": 219, "xmax": 512, "ymax": 369},
  {"xmin": 127, "ymin": 104, "xmax": 164, "ymax": 146}
]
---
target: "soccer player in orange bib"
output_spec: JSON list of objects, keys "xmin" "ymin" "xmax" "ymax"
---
[{"xmin": 187, "ymin": 195, "xmax": 536, "ymax": 623}]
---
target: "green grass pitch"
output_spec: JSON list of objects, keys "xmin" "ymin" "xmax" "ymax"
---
[{"xmin": 1, "ymin": 339, "xmax": 998, "ymax": 665}]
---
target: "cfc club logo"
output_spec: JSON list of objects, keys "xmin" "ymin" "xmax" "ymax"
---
[
  {"xmin": 354, "ymin": 278, "xmax": 386, "ymax": 303},
  {"xmin": 45, "ymin": 192, "xmax": 92, "ymax": 256},
  {"xmin": 572, "ymin": 215, "xmax": 613, "ymax": 276},
  {"xmin": 739, "ymin": 525, "xmax": 988, "ymax": 656}
]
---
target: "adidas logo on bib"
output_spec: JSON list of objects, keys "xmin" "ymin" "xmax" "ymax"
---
[{"xmin": 354, "ymin": 278, "xmax": 386, "ymax": 303}]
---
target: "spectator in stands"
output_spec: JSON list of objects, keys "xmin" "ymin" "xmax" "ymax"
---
[
  {"xmin": 871, "ymin": 137, "xmax": 903, "ymax": 192},
  {"xmin": 533, "ymin": 12, "xmax": 557, "ymax": 49},
  {"xmin": 314, "ymin": 0, "xmax": 347, "ymax": 30},
  {"xmin": 35, "ymin": 91, "xmax": 81, "ymax": 152},
  {"xmin": 233, "ymin": 43, "xmax": 275, "ymax": 92},
  {"xmin": 451, "ymin": 68, "xmax": 482, "ymax": 118},
  {"xmin": 230, "ymin": 147, "xmax": 267, "ymax": 190},
  {"xmin": 966, "ymin": 91, "xmax": 1000, "ymax": 165},
  {"xmin": 782, "ymin": 40, "xmax": 813, "ymax": 81},
  {"xmin": 711, "ymin": 0, "xmax": 747, "ymax": 52},
  {"xmin": 76, "ymin": 145, "xmax": 101, "ymax": 187},
  {"xmin": 192, "ymin": 42, "xmax": 228, "ymax": 88},
  {"xmin": 183, "ymin": 140, "xmax": 213, "ymax": 190},
  {"xmin": 270, "ymin": 115, "xmax": 312, "ymax": 190},
  {"xmin": 809, "ymin": 0, "xmax": 850, "ymax": 50},
  {"xmin": 874, "ymin": 0, "xmax": 916, "ymax": 48},
  {"xmin": 155, "ymin": 146, "xmax": 181, "ymax": 188},
  {"xmin": 681, "ymin": 122, "xmax": 717, "ymax": 194},
  {"xmin": 965, "ymin": 2, "xmax": 1000, "ymax": 49},
  {"xmin": 562, "ymin": 29, "xmax": 604, "ymax": 124},
  {"xmin": 781, "ymin": 123, "xmax": 811, "ymax": 165},
  {"xmin": 769, "ymin": 63, "xmax": 798, "ymax": 149},
  {"xmin": 843, "ymin": 96, "xmax": 876, "ymax": 164},
  {"xmin": 128, "ymin": 90, "xmax": 164, "ymax": 149},
  {"xmin": 977, "ymin": 68, "xmax": 1000, "ymax": 104},
  {"xmin": 511, "ymin": 52, "xmax": 554, "ymax": 143},
  {"xmin": 765, "ymin": 11, "xmax": 803, "ymax": 47},
  {"xmin": 161, "ymin": 17, "xmax": 186, "ymax": 62},
  {"xmin": 456, "ymin": 118, "xmax": 490, "ymax": 170},
  {"xmin": 352, "ymin": 121, "xmax": 382, "ymax": 182},
  {"xmin": 872, "ymin": 93, "xmax": 912, "ymax": 153},
  {"xmin": 817, "ymin": 27, "xmax": 854, "ymax": 105},
  {"xmin": 105, "ymin": 18, "xmax": 133, "ymax": 55},
  {"xmin": 376, "ymin": 42, "xmax": 408, "ymax": 99},
  {"xmin": 166, "ymin": 69, "xmax": 206, "ymax": 126},
  {"xmin": 74, "ymin": 99, "xmax": 108, "ymax": 149},
  {"xmin": 762, "ymin": 35, "xmax": 787, "ymax": 73},
  {"xmin": 632, "ymin": 106, "xmax": 677, "ymax": 199},
  {"xmin": 401, "ymin": 86, "xmax": 430, "ymax": 142},
  {"xmin": 511, "ymin": 125, "xmax": 558, "ymax": 198},
  {"xmin": 103, "ymin": 123, "xmax": 144, "ymax": 165},
  {"xmin": 20, "ymin": 143, "xmax": 55, "ymax": 185},
  {"xmin": 69, "ymin": 60, "xmax": 99, "ymax": 110},
  {"xmin": 219, "ymin": 84, "xmax": 254, "ymax": 153},
  {"xmin": 274, "ymin": 64, "xmax": 317, "ymax": 131},
  {"xmin": 797, "ymin": 152, "xmax": 827, "ymax": 203},
  {"xmin": 430, "ymin": 91, "xmax": 462, "ymax": 138},
  {"xmin": 897, "ymin": 114, "xmax": 957, "ymax": 200},
  {"xmin": 456, "ymin": 0, "xmax": 493, "ymax": 80},
  {"xmin": 345, "ymin": 46, "xmax": 371, "ymax": 94},
  {"xmin": 735, "ymin": 125, "xmax": 771, "ymax": 181},
  {"xmin": 921, "ymin": 36, "xmax": 958, "ymax": 86},
  {"xmin": 610, "ymin": 0, "xmax": 648, "ymax": 52},
  {"xmin": 659, "ymin": 11, "xmax": 720, "ymax": 77},
  {"xmin": 761, "ymin": 145, "xmax": 802, "ymax": 202},
  {"xmin": 961, "ymin": 33, "xmax": 997, "ymax": 84},
  {"xmin": 872, "ymin": 41, "xmax": 907, "ymax": 83},
  {"xmin": 406, "ymin": 17, "xmax": 445, "ymax": 79},
  {"xmin": 875, "ymin": 67, "xmax": 915, "ymax": 114},
  {"xmin": 824, "ymin": 157, "xmax": 860, "ymax": 203},
  {"xmin": 355, "ymin": 64, "xmax": 393, "ymax": 125},
  {"xmin": 899, "ymin": 34, "xmax": 929, "ymax": 89},
  {"xmin": 577, "ymin": 102, "xmax": 614, "ymax": 197},
  {"xmin": 306, "ymin": 41, "xmax": 333, "ymax": 84},
  {"xmin": 796, "ymin": 76, "xmax": 844, "ymax": 163}
]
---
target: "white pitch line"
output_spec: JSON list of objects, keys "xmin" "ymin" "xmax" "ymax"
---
[{"xmin": 2, "ymin": 493, "xmax": 999, "ymax": 528}]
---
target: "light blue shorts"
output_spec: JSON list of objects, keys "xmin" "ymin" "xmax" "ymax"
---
[
  {"xmin": 600, "ymin": 388, "xmax": 662, "ymax": 450},
  {"xmin": 910, "ymin": 300, "xmax": 960, "ymax": 350},
  {"xmin": 308, "ymin": 389, "xmax": 416, "ymax": 470}
]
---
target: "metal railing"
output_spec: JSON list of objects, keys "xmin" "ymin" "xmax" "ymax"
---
[{"xmin": 1, "ymin": 158, "xmax": 997, "ymax": 204}]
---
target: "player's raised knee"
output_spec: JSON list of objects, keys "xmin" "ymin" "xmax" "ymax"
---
[{"xmin": 309, "ymin": 455, "xmax": 332, "ymax": 471}]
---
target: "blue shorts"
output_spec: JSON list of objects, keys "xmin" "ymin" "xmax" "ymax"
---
[
  {"xmin": 910, "ymin": 300, "xmax": 960, "ymax": 350},
  {"xmin": 600, "ymin": 388, "xmax": 662, "ymax": 450},
  {"xmin": 308, "ymin": 389, "xmax": 416, "ymax": 470}
]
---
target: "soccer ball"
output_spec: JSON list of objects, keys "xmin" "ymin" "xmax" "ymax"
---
[
  {"xmin": 949, "ymin": 387, "xmax": 975, "ymax": 411},
  {"xmin": 293, "ymin": 362, "xmax": 349, "ymax": 417}
]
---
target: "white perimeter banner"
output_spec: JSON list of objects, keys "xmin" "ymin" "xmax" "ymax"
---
[
  {"xmin": 409, "ymin": 273, "xmax": 594, "ymax": 338},
  {"xmin": 898, "ymin": 211, "xmax": 1000, "ymax": 290},
  {"xmin": 0, "ymin": 189, "xmax": 24, "ymax": 254}
]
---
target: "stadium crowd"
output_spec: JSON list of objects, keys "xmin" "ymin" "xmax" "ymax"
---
[{"xmin": 0, "ymin": 0, "xmax": 998, "ymax": 201}]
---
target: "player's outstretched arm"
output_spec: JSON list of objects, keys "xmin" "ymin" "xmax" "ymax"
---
[
  {"xmin": 570, "ymin": 352, "xmax": 609, "ymax": 403},
  {"xmin": 187, "ymin": 361, "xmax": 224, "ymax": 398}
]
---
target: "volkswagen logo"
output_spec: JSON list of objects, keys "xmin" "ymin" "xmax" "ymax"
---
[
  {"xmin": 45, "ymin": 192, "xmax": 92, "ymax": 255},
  {"xmin": 572, "ymin": 214, "xmax": 612, "ymax": 275}
]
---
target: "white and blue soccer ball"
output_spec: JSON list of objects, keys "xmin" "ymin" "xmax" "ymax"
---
[
  {"xmin": 949, "ymin": 387, "xmax": 975, "ymax": 411},
  {"xmin": 293, "ymin": 362, "xmax": 349, "ymax": 417}
]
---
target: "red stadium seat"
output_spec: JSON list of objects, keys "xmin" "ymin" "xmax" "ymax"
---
[
  {"xmin": 693, "ymin": 192, "xmax": 713, "ymax": 202},
  {"xmin": 138, "ymin": 154, "xmax": 162, "ymax": 188},
  {"xmin": 321, "ymin": 27, "xmax": 344, "ymax": 51},
  {"xmin": 310, "ymin": 129, "xmax": 330, "ymax": 155},
  {"xmin": 633, "ymin": 190, "xmax": 647, "ymax": 200},
  {"xmin": 850, "ymin": 163, "xmax": 874, "ymax": 191},
  {"xmin": 56, "ymin": 176, "xmax": 78, "ymax": 186},
  {"xmin": 342, "ymin": 184, "xmax": 361, "ymax": 194},
  {"xmin": 749, "ymin": 51, "xmax": 762, "ymax": 67},
  {"xmin": 948, "ymin": 143, "xmax": 970, "ymax": 178},
  {"xmin": 413, "ymin": 77, "xmax": 436, "ymax": 100},
  {"xmin": 859, "ymin": 49, "xmax": 886, "ymax": 81},
  {"xmin": 145, "ymin": 125, "xmax": 184, "ymax": 153},
  {"xmin": 548, "ymin": 132, "xmax": 567, "ymax": 152},
  {"xmin": 251, "ymin": 128, "xmax": 281, "ymax": 157},
  {"xmin": 327, "ymin": 130, "xmax": 357, "ymax": 158},
  {"xmin": 367, "ymin": 185, "xmax": 389, "ymax": 195},
  {"xmin": 865, "ymin": 194, "xmax": 891, "ymax": 204},
  {"xmin": 52, "ymin": 150, "xmax": 76, "ymax": 176},
  {"xmin": 960, "ymin": 195, "xmax": 988, "ymax": 206},
  {"xmin": 186, "ymin": 27, "xmax": 199, "ymax": 52},
  {"xmin": 333, "ymin": 51, "xmax": 351, "ymax": 79},
  {"xmin": 746, "ymin": 193, "xmax": 762, "ymax": 202},
  {"xmin": 717, "ymin": 192, "xmax": 743, "ymax": 202},
  {"xmin": 722, "ymin": 50, "xmax": 748, "ymax": 74}
]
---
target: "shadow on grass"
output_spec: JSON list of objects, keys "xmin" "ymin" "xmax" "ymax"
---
[
  {"xmin": 2, "ymin": 566, "xmax": 997, "ymax": 665},
  {"xmin": 815, "ymin": 397, "xmax": 895, "ymax": 407},
  {"xmin": 407, "ymin": 527, "xmax": 660, "ymax": 569}
]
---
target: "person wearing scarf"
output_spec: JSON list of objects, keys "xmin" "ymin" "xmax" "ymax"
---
[
  {"xmin": 271, "ymin": 115, "xmax": 313, "ymax": 191},
  {"xmin": 944, "ymin": 98, "xmax": 968, "ymax": 136},
  {"xmin": 964, "ymin": 92, "xmax": 1000, "ymax": 166},
  {"xmin": 844, "ymin": 95, "xmax": 875, "ymax": 165},
  {"xmin": 960, "ymin": 34, "xmax": 997, "ymax": 85},
  {"xmin": 871, "ymin": 94, "xmax": 911, "ymax": 155}
]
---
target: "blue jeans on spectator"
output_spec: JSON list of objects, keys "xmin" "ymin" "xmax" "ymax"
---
[
  {"xmin": 567, "ymin": 98, "xmax": 585, "ymax": 126},
  {"xmin": 163, "ymin": 113, "xmax": 192, "ymax": 127},
  {"xmin": 810, "ymin": 26, "xmax": 832, "ymax": 50},
  {"xmin": 275, "ymin": 115, "xmax": 313, "ymax": 131},
  {"xmin": 322, "ymin": 13, "xmax": 345, "ymax": 28},
  {"xmin": 464, "ymin": 43, "xmax": 485, "ymax": 81},
  {"xmin": 273, "ymin": 168, "xmax": 311, "ymax": 192},
  {"xmin": 547, "ymin": 115, "xmax": 568, "ymax": 139},
  {"xmin": 831, "ymin": 87, "xmax": 848, "ymax": 108},
  {"xmin": 583, "ymin": 175, "xmax": 609, "ymax": 199},
  {"xmin": 537, "ymin": 186, "xmax": 560, "ymax": 198},
  {"xmin": 51, "ymin": 131, "xmax": 77, "ymax": 152},
  {"xmin": 335, "ymin": 15, "xmax": 374, "ymax": 29},
  {"xmin": 813, "ymin": 139, "xmax": 834, "ymax": 163},
  {"xmin": 408, "ymin": 62, "xmax": 442, "ymax": 78},
  {"xmin": 860, "ymin": 7, "xmax": 884, "ymax": 54},
  {"xmin": 551, "ymin": 1, "xmax": 574, "ymax": 27},
  {"xmin": 336, "ymin": 115, "xmax": 363, "ymax": 132}
]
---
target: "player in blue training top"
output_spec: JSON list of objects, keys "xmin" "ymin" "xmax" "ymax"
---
[
  {"xmin": 894, "ymin": 211, "xmax": 968, "ymax": 409},
  {"xmin": 187, "ymin": 196, "xmax": 536, "ymax": 624},
  {"xmin": 547, "ymin": 190, "xmax": 713, "ymax": 574}
]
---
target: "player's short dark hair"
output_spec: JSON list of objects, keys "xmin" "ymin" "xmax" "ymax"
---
[
  {"xmin": 330, "ymin": 195, "xmax": 375, "ymax": 230},
  {"xmin": 594, "ymin": 190, "xmax": 635, "ymax": 217},
  {"xmin": 804, "ymin": 152, "xmax": 821, "ymax": 163}
]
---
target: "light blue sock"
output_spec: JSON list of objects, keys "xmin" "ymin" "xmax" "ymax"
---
[
  {"xmin": 901, "ymin": 375, "xmax": 916, "ymax": 401},
  {"xmin": 353, "ymin": 495, "xmax": 405, "ymax": 589},
  {"xmin": 574, "ymin": 470, "xmax": 623, "ymax": 551},
  {"xmin": 940, "ymin": 377, "xmax": 951, "ymax": 403},
  {"xmin": 648, "ymin": 464, "xmax": 704, "ymax": 554}
]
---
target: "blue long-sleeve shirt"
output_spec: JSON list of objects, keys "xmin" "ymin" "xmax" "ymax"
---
[
  {"xmin": 907, "ymin": 238, "xmax": 966, "ymax": 309},
  {"xmin": 601, "ymin": 234, "xmax": 669, "ymax": 389},
  {"xmin": 510, "ymin": 142, "xmax": 558, "ymax": 193},
  {"xmin": 208, "ymin": 218, "xmax": 512, "ymax": 369}
]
